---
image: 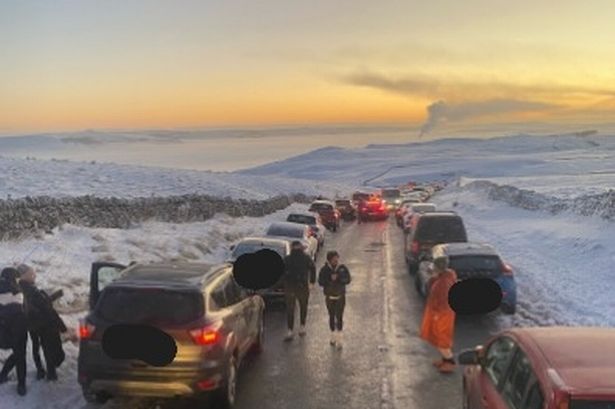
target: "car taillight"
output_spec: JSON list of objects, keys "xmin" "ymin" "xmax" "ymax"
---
[
  {"xmin": 557, "ymin": 398, "xmax": 569, "ymax": 409},
  {"xmin": 502, "ymin": 263, "xmax": 514, "ymax": 276},
  {"xmin": 79, "ymin": 319, "xmax": 96, "ymax": 340},
  {"xmin": 411, "ymin": 241, "xmax": 419, "ymax": 255},
  {"xmin": 189, "ymin": 324, "xmax": 221, "ymax": 346}
]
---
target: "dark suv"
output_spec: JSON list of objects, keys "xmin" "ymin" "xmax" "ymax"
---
[
  {"xmin": 404, "ymin": 212, "xmax": 468, "ymax": 274},
  {"xmin": 78, "ymin": 262, "xmax": 265, "ymax": 408}
]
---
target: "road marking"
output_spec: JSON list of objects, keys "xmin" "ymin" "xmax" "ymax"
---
[{"xmin": 380, "ymin": 223, "xmax": 393, "ymax": 409}]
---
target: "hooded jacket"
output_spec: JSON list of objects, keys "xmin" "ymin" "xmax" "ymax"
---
[
  {"xmin": 318, "ymin": 262, "xmax": 351, "ymax": 297},
  {"xmin": 283, "ymin": 249, "xmax": 316, "ymax": 289},
  {"xmin": 20, "ymin": 281, "xmax": 67, "ymax": 333}
]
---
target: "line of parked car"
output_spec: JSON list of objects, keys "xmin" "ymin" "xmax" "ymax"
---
[
  {"xmin": 380, "ymin": 184, "xmax": 615, "ymax": 409},
  {"xmin": 76, "ymin": 197, "xmax": 346, "ymax": 408}
]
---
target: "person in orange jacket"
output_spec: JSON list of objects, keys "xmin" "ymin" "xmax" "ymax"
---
[{"xmin": 420, "ymin": 255, "xmax": 457, "ymax": 373}]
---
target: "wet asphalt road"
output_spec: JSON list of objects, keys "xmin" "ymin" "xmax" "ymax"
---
[{"xmin": 96, "ymin": 217, "xmax": 503, "ymax": 409}]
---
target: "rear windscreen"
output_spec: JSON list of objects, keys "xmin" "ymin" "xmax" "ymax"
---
[
  {"xmin": 382, "ymin": 189, "xmax": 401, "ymax": 198},
  {"xmin": 232, "ymin": 243, "xmax": 286, "ymax": 258},
  {"xmin": 267, "ymin": 225, "xmax": 303, "ymax": 238},
  {"xmin": 309, "ymin": 203, "xmax": 333, "ymax": 212},
  {"xmin": 97, "ymin": 287, "xmax": 203, "ymax": 325},
  {"xmin": 571, "ymin": 402, "xmax": 615, "ymax": 409},
  {"xmin": 416, "ymin": 217, "xmax": 467, "ymax": 243},
  {"xmin": 287, "ymin": 214, "xmax": 316, "ymax": 225},
  {"xmin": 450, "ymin": 255, "xmax": 502, "ymax": 279}
]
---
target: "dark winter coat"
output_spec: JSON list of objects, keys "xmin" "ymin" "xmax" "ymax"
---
[
  {"xmin": 0, "ymin": 278, "xmax": 27, "ymax": 349},
  {"xmin": 20, "ymin": 281, "xmax": 67, "ymax": 333},
  {"xmin": 283, "ymin": 249, "xmax": 316, "ymax": 290},
  {"xmin": 318, "ymin": 263, "xmax": 351, "ymax": 297}
]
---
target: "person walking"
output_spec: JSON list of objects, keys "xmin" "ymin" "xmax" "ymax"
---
[
  {"xmin": 282, "ymin": 241, "xmax": 316, "ymax": 341},
  {"xmin": 0, "ymin": 267, "xmax": 28, "ymax": 396},
  {"xmin": 318, "ymin": 251, "xmax": 351, "ymax": 349},
  {"xmin": 17, "ymin": 264, "xmax": 67, "ymax": 381},
  {"xmin": 419, "ymin": 255, "xmax": 458, "ymax": 373}
]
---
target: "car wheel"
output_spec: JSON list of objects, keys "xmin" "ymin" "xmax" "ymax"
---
[
  {"xmin": 81, "ymin": 386, "xmax": 111, "ymax": 404},
  {"xmin": 215, "ymin": 355, "xmax": 238, "ymax": 409}
]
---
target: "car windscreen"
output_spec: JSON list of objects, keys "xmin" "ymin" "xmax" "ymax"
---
[
  {"xmin": 232, "ymin": 243, "xmax": 286, "ymax": 258},
  {"xmin": 96, "ymin": 287, "xmax": 203, "ymax": 325},
  {"xmin": 287, "ymin": 214, "xmax": 317, "ymax": 225},
  {"xmin": 571, "ymin": 402, "xmax": 615, "ymax": 409},
  {"xmin": 267, "ymin": 225, "xmax": 304, "ymax": 238},
  {"xmin": 309, "ymin": 203, "xmax": 334, "ymax": 212},
  {"xmin": 382, "ymin": 189, "xmax": 401, "ymax": 198},
  {"xmin": 416, "ymin": 217, "xmax": 467, "ymax": 243},
  {"xmin": 449, "ymin": 255, "xmax": 503, "ymax": 279}
]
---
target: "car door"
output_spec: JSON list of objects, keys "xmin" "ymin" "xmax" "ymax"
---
[
  {"xmin": 220, "ymin": 273, "xmax": 251, "ymax": 356},
  {"xmin": 471, "ymin": 336, "xmax": 518, "ymax": 409},
  {"xmin": 89, "ymin": 262, "xmax": 127, "ymax": 310},
  {"xmin": 501, "ymin": 349, "xmax": 544, "ymax": 409}
]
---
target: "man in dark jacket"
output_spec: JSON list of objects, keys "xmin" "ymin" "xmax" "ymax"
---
[
  {"xmin": 17, "ymin": 264, "xmax": 66, "ymax": 382},
  {"xmin": 318, "ymin": 251, "xmax": 351, "ymax": 349},
  {"xmin": 282, "ymin": 241, "xmax": 316, "ymax": 341},
  {"xmin": 0, "ymin": 267, "xmax": 28, "ymax": 396}
]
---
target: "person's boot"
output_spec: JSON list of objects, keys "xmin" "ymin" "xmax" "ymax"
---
[
  {"xmin": 17, "ymin": 383, "xmax": 27, "ymax": 396},
  {"xmin": 438, "ymin": 358, "xmax": 456, "ymax": 374},
  {"xmin": 283, "ymin": 329, "xmax": 294, "ymax": 342},
  {"xmin": 46, "ymin": 367, "xmax": 58, "ymax": 381},
  {"xmin": 329, "ymin": 332, "xmax": 336, "ymax": 346},
  {"xmin": 335, "ymin": 331, "xmax": 343, "ymax": 349},
  {"xmin": 0, "ymin": 372, "xmax": 9, "ymax": 384},
  {"xmin": 36, "ymin": 367, "xmax": 46, "ymax": 380},
  {"xmin": 298, "ymin": 325, "xmax": 306, "ymax": 337}
]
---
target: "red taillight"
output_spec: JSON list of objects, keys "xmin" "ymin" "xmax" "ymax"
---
[
  {"xmin": 79, "ymin": 320, "xmax": 95, "ymax": 340},
  {"xmin": 411, "ymin": 240, "xmax": 419, "ymax": 255},
  {"xmin": 502, "ymin": 263, "xmax": 514, "ymax": 276},
  {"xmin": 189, "ymin": 324, "xmax": 221, "ymax": 346},
  {"xmin": 197, "ymin": 378, "xmax": 218, "ymax": 390}
]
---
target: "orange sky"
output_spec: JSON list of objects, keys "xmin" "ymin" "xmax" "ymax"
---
[{"xmin": 2, "ymin": 0, "xmax": 615, "ymax": 134}]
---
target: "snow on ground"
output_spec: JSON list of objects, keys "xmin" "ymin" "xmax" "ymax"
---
[
  {"xmin": 432, "ymin": 184, "xmax": 615, "ymax": 328},
  {"xmin": 0, "ymin": 203, "xmax": 310, "ymax": 407},
  {"xmin": 0, "ymin": 156, "xmax": 347, "ymax": 200}
]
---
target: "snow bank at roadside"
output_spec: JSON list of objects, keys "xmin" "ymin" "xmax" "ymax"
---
[
  {"xmin": 433, "ymin": 184, "xmax": 615, "ymax": 328},
  {"xmin": 0, "ymin": 203, "xmax": 310, "ymax": 408}
]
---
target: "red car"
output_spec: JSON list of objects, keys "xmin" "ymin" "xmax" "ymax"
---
[
  {"xmin": 308, "ymin": 200, "xmax": 340, "ymax": 231},
  {"xmin": 357, "ymin": 196, "xmax": 388, "ymax": 222},
  {"xmin": 460, "ymin": 326, "xmax": 615, "ymax": 409}
]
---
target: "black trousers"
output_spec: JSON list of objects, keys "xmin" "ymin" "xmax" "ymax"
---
[
  {"xmin": 325, "ymin": 295, "xmax": 346, "ymax": 331},
  {"xmin": 0, "ymin": 330, "xmax": 27, "ymax": 387},
  {"xmin": 285, "ymin": 286, "xmax": 309, "ymax": 331},
  {"xmin": 30, "ymin": 330, "xmax": 44, "ymax": 372}
]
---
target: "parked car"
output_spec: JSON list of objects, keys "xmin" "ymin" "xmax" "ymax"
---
[
  {"xmin": 401, "ymin": 203, "xmax": 437, "ymax": 230},
  {"xmin": 395, "ymin": 199, "xmax": 423, "ymax": 226},
  {"xmin": 415, "ymin": 242, "xmax": 517, "ymax": 314},
  {"xmin": 459, "ymin": 326, "xmax": 615, "ymax": 409},
  {"xmin": 286, "ymin": 212, "xmax": 326, "ymax": 249},
  {"xmin": 357, "ymin": 196, "xmax": 388, "ymax": 222},
  {"xmin": 78, "ymin": 262, "xmax": 265, "ymax": 408},
  {"xmin": 381, "ymin": 188, "xmax": 402, "ymax": 211},
  {"xmin": 308, "ymin": 200, "xmax": 341, "ymax": 231},
  {"xmin": 404, "ymin": 211, "xmax": 468, "ymax": 274},
  {"xmin": 265, "ymin": 221, "xmax": 318, "ymax": 259},
  {"xmin": 334, "ymin": 199, "xmax": 357, "ymax": 221}
]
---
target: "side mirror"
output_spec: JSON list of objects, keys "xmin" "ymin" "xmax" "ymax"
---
[{"xmin": 458, "ymin": 345, "xmax": 485, "ymax": 365}]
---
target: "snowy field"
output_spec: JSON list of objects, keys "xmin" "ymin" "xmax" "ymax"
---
[{"xmin": 1, "ymin": 131, "xmax": 614, "ymax": 406}]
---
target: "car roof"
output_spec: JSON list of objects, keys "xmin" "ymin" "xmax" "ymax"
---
[
  {"xmin": 234, "ymin": 237, "xmax": 290, "ymax": 247},
  {"xmin": 110, "ymin": 262, "xmax": 223, "ymax": 289},
  {"xmin": 511, "ymin": 327, "xmax": 615, "ymax": 394},
  {"xmin": 268, "ymin": 221, "xmax": 308, "ymax": 231},
  {"xmin": 311, "ymin": 200, "xmax": 335, "ymax": 206},
  {"xmin": 418, "ymin": 211, "xmax": 459, "ymax": 218},
  {"xmin": 436, "ymin": 242, "xmax": 499, "ymax": 257}
]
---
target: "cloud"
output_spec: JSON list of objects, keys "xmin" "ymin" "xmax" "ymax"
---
[
  {"xmin": 343, "ymin": 70, "xmax": 615, "ymax": 101},
  {"xmin": 419, "ymin": 99, "xmax": 559, "ymax": 136}
]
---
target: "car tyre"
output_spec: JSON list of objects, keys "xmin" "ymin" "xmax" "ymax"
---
[
  {"xmin": 81, "ymin": 386, "xmax": 111, "ymax": 405},
  {"xmin": 215, "ymin": 355, "xmax": 238, "ymax": 409}
]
